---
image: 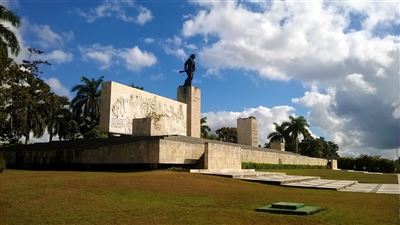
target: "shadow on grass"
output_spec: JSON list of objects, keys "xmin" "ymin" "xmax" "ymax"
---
[{"xmin": 5, "ymin": 163, "xmax": 191, "ymax": 173}]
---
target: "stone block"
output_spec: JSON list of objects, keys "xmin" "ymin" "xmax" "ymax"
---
[{"xmin": 131, "ymin": 117, "xmax": 168, "ymax": 137}]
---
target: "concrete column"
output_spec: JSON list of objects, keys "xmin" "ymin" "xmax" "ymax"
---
[
  {"xmin": 237, "ymin": 117, "xmax": 258, "ymax": 147},
  {"xmin": 177, "ymin": 86, "xmax": 201, "ymax": 138}
]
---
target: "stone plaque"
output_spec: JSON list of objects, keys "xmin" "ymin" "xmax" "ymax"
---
[{"xmin": 100, "ymin": 81, "xmax": 187, "ymax": 136}]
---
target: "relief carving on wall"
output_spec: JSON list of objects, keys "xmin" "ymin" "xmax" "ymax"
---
[{"xmin": 110, "ymin": 93, "xmax": 186, "ymax": 135}]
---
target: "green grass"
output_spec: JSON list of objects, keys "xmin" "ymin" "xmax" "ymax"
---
[
  {"xmin": 261, "ymin": 169, "xmax": 398, "ymax": 184},
  {"xmin": 0, "ymin": 169, "xmax": 398, "ymax": 225}
]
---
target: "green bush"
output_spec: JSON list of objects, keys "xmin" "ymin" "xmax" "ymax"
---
[
  {"xmin": 0, "ymin": 155, "xmax": 6, "ymax": 173},
  {"xmin": 82, "ymin": 127, "xmax": 108, "ymax": 139},
  {"xmin": 242, "ymin": 162, "xmax": 327, "ymax": 170}
]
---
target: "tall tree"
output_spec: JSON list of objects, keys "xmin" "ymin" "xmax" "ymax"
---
[
  {"xmin": 0, "ymin": 5, "xmax": 20, "ymax": 61},
  {"xmin": 200, "ymin": 117, "xmax": 211, "ymax": 139},
  {"xmin": 267, "ymin": 122, "xmax": 288, "ymax": 144},
  {"xmin": 281, "ymin": 116, "xmax": 310, "ymax": 153},
  {"xmin": 3, "ymin": 49, "xmax": 51, "ymax": 144},
  {"xmin": 71, "ymin": 76, "xmax": 104, "ymax": 133},
  {"xmin": 216, "ymin": 127, "xmax": 237, "ymax": 143}
]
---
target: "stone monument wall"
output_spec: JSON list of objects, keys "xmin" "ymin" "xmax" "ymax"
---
[{"xmin": 99, "ymin": 81, "xmax": 187, "ymax": 136}]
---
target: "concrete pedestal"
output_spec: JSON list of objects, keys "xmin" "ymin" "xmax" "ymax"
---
[{"xmin": 177, "ymin": 86, "xmax": 201, "ymax": 138}]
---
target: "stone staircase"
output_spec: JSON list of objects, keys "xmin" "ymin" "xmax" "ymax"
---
[{"xmin": 190, "ymin": 169, "xmax": 399, "ymax": 194}]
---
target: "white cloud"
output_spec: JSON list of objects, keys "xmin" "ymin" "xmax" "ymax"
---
[
  {"xmin": 0, "ymin": 0, "xmax": 19, "ymax": 8},
  {"xmin": 136, "ymin": 6, "xmax": 153, "ymax": 25},
  {"xmin": 162, "ymin": 36, "xmax": 187, "ymax": 60},
  {"xmin": 76, "ymin": 0, "xmax": 153, "ymax": 25},
  {"xmin": 344, "ymin": 73, "xmax": 377, "ymax": 94},
  {"xmin": 79, "ymin": 44, "xmax": 116, "ymax": 69},
  {"xmin": 204, "ymin": 105, "xmax": 295, "ymax": 146},
  {"xmin": 41, "ymin": 50, "xmax": 73, "ymax": 64},
  {"xmin": 184, "ymin": 0, "xmax": 400, "ymax": 157},
  {"xmin": 119, "ymin": 46, "xmax": 157, "ymax": 71},
  {"xmin": 30, "ymin": 24, "xmax": 74, "ymax": 49},
  {"xmin": 79, "ymin": 44, "xmax": 157, "ymax": 71},
  {"xmin": 182, "ymin": 1, "xmax": 398, "ymax": 83},
  {"xmin": 43, "ymin": 77, "xmax": 72, "ymax": 99},
  {"xmin": 392, "ymin": 102, "xmax": 400, "ymax": 119},
  {"xmin": 144, "ymin": 37, "xmax": 155, "ymax": 44},
  {"xmin": 162, "ymin": 36, "xmax": 198, "ymax": 60}
]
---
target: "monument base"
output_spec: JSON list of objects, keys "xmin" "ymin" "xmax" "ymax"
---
[
  {"xmin": 3, "ymin": 136, "xmax": 332, "ymax": 170},
  {"xmin": 177, "ymin": 86, "xmax": 201, "ymax": 138}
]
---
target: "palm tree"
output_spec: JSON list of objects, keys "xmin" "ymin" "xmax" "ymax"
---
[
  {"xmin": 54, "ymin": 108, "xmax": 80, "ymax": 140},
  {"xmin": 46, "ymin": 93, "xmax": 69, "ymax": 141},
  {"xmin": 0, "ymin": 5, "xmax": 20, "ymax": 59},
  {"xmin": 281, "ymin": 116, "xmax": 310, "ymax": 153},
  {"xmin": 267, "ymin": 122, "xmax": 288, "ymax": 144},
  {"xmin": 71, "ymin": 76, "xmax": 104, "ymax": 131},
  {"xmin": 200, "ymin": 117, "xmax": 211, "ymax": 138}
]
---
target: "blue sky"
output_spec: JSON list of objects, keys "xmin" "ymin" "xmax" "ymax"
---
[{"xmin": 2, "ymin": 0, "xmax": 399, "ymax": 159}]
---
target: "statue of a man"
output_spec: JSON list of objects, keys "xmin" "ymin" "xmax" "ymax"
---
[{"xmin": 179, "ymin": 54, "xmax": 196, "ymax": 86}]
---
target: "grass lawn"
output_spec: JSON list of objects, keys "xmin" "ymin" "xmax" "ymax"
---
[
  {"xmin": 0, "ymin": 169, "xmax": 398, "ymax": 225},
  {"xmin": 262, "ymin": 169, "xmax": 398, "ymax": 184}
]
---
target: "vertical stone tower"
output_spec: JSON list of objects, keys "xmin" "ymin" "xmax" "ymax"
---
[
  {"xmin": 237, "ymin": 117, "xmax": 258, "ymax": 147},
  {"xmin": 177, "ymin": 86, "xmax": 201, "ymax": 138}
]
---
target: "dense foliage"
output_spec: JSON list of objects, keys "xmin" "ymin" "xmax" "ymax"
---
[
  {"xmin": 215, "ymin": 127, "xmax": 237, "ymax": 143},
  {"xmin": 268, "ymin": 116, "xmax": 339, "ymax": 159},
  {"xmin": 338, "ymin": 155, "xmax": 395, "ymax": 173}
]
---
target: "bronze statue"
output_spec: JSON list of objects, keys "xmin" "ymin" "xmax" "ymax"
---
[{"xmin": 179, "ymin": 54, "xmax": 196, "ymax": 86}]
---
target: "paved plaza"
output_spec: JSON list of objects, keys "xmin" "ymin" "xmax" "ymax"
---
[{"xmin": 190, "ymin": 169, "xmax": 400, "ymax": 195}]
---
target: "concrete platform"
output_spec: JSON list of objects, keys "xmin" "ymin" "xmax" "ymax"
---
[
  {"xmin": 190, "ymin": 169, "xmax": 399, "ymax": 194},
  {"xmin": 238, "ymin": 175, "xmax": 320, "ymax": 185},
  {"xmin": 340, "ymin": 183, "xmax": 399, "ymax": 194},
  {"xmin": 283, "ymin": 179, "xmax": 357, "ymax": 191},
  {"xmin": 189, "ymin": 169, "xmax": 285, "ymax": 178}
]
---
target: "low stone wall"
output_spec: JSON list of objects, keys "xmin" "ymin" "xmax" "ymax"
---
[
  {"xmin": 3, "ymin": 137, "xmax": 161, "ymax": 165},
  {"xmin": 2, "ymin": 135, "xmax": 332, "ymax": 169},
  {"xmin": 241, "ymin": 148, "xmax": 327, "ymax": 166}
]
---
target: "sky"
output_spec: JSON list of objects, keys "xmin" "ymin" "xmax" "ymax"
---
[{"xmin": 1, "ymin": 0, "xmax": 399, "ymax": 159}]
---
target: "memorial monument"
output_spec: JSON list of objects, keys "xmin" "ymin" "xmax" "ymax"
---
[{"xmin": 3, "ymin": 55, "xmax": 336, "ymax": 170}]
